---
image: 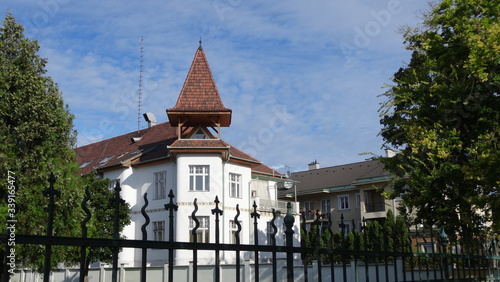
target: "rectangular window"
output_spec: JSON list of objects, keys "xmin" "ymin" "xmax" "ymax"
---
[
  {"xmin": 153, "ymin": 221, "xmax": 165, "ymax": 241},
  {"xmin": 189, "ymin": 216, "xmax": 209, "ymax": 243},
  {"xmin": 154, "ymin": 171, "xmax": 166, "ymax": 199},
  {"xmin": 267, "ymin": 222, "xmax": 274, "ymax": 246},
  {"xmin": 229, "ymin": 173, "xmax": 242, "ymax": 198},
  {"xmin": 189, "ymin": 165, "xmax": 210, "ymax": 191},
  {"xmin": 304, "ymin": 201, "xmax": 314, "ymax": 212},
  {"xmin": 355, "ymin": 193, "xmax": 361, "ymax": 209},
  {"xmin": 304, "ymin": 201, "xmax": 315, "ymax": 220},
  {"xmin": 338, "ymin": 195, "xmax": 349, "ymax": 210},
  {"xmin": 230, "ymin": 220, "xmax": 241, "ymax": 244},
  {"xmin": 321, "ymin": 199, "xmax": 331, "ymax": 214}
]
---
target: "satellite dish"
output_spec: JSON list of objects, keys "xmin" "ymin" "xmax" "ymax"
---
[{"xmin": 284, "ymin": 181, "xmax": 293, "ymax": 189}]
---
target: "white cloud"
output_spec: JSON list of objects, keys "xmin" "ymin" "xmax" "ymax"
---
[{"xmin": 2, "ymin": 0, "xmax": 429, "ymax": 171}]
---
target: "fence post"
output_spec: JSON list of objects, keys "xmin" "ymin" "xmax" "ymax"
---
[
  {"xmin": 43, "ymin": 173, "xmax": 60, "ymax": 282},
  {"xmin": 80, "ymin": 187, "xmax": 91, "ymax": 282},
  {"xmin": 111, "ymin": 182, "xmax": 125, "ymax": 282},
  {"xmin": 284, "ymin": 202, "xmax": 295, "ymax": 282},
  {"xmin": 270, "ymin": 209, "xmax": 278, "ymax": 282},
  {"xmin": 164, "ymin": 190, "xmax": 178, "ymax": 282},
  {"xmin": 140, "ymin": 193, "xmax": 150, "ymax": 282},
  {"xmin": 234, "ymin": 205, "xmax": 242, "ymax": 282},
  {"xmin": 250, "ymin": 201, "xmax": 260, "ymax": 282},
  {"xmin": 211, "ymin": 196, "xmax": 223, "ymax": 282},
  {"xmin": 439, "ymin": 226, "xmax": 450, "ymax": 281}
]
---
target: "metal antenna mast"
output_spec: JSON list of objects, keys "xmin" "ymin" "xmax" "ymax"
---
[{"xmin": 137, "ymin": 36, "xmax": 144, "ymax": 132}]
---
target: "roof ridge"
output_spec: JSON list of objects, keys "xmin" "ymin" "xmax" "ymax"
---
[{"xmin": 293, "ymin": 159, "xmax": 379, "ymax": 174}]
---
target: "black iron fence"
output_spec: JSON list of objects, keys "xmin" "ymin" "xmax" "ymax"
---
[{"xmin": 2, "ymin": 177, "xmax": 500, "ymax": 282}]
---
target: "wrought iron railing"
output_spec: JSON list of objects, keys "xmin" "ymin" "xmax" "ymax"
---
[{"xmin": 2, "ymin": 175, "xmax": 500, "ymax": 282}]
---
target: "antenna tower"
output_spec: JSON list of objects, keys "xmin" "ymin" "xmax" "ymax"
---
[{"xmin": 137, "ymin": 36, "xmax": 144, "ymax": 132}]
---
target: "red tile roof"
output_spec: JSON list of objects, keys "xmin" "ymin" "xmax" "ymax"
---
[
  {"xmin": 167, "ymin": 45, "xmax": 232, "ymax": 127},
  {"xmin": 74, "ymin": 122, "xmax": 177, "ymax": 175},
  {"xmin": 74, "ymin": 122, "xmax": 282, "ymax": 177}
]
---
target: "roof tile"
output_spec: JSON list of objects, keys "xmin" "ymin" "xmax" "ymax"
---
[{"xmin": 167, "ymin": 47, "xmax": 231, "ymax": 113}]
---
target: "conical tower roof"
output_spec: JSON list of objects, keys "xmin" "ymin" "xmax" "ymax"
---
[{"xmin": 167, "ymin": 41, "xmax": 232, "ymax": 127}]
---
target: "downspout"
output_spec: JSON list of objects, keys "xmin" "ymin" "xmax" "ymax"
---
[{"xmin": 221, "ymin": 157, "xmax": 228, "ymax": 263}]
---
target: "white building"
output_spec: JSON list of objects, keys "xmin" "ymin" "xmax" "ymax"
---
[{"xmin": 75, "ymin": 43, "xmax": 299, "ymax": 267}]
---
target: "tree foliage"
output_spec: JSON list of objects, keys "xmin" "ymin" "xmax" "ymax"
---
[
  {"xmin": 379, "ymin": 0, "xmax": 500, "ymax": 240},
  {"xmin": 70, "ymin": 174, "xmax": 130, "ymax": 280},
  {"xmin": 301, "ymin": 211, "xmax": 411, "ymax": 264},
  {"xmin": 0, "ymin": 11, "xmax": 83, "ymax": 269},
  {"xmin": 0, "ymin": 12, "xmax": 131, "ymax": 272}
]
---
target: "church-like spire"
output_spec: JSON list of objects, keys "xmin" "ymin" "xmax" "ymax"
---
[{"xmin": 167, "ymin": 42, "xmax": 232, "ymax": 138}]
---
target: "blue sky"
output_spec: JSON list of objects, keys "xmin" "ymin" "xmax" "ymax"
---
[{"xmin": 3, "ymin": 0, "xmax": 431, "ymax": 173}]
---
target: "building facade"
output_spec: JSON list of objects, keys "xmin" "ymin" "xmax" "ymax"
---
[
  {"xmin": 75, "ymin": 43, "xmax": 299, "ymax": 267},
  {"xmin": 278, "ymin": 159, "xmax": 398, "ymax": 234}
]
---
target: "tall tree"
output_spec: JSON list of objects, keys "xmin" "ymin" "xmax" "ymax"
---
[
  {"xmin": 0, "ymin": 11, "xmax": 83, "ymax": 270},
  {"xmin": 71, "ymin": 174, "xmax": 130, "ymax": 281},
  {"xmin": 379, "ymin": 0, "xmax": 500, "ymax": 242}
]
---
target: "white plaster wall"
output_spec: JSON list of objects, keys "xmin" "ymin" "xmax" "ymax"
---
[
  {"xmin": 97, "ymin": 155, "xmax": 293, "ymax": 266},
  {"xmin": 102, "ymin": 161, "xmax": 178, "ymax": 266}
]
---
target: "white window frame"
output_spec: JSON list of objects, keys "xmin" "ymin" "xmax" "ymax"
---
[
  {"xmin": 189, "ymin": 165, "xmax": 210, "ymax": 191},
  {"xmin": 154, "ymin": 171, "xmax": 166, "ymax": 199},
  {"xmin": 229, "ymin": 173, "xmax": 242, "ymax": 198},
  {"xmin": 338, "ymin": 194, "xmax": 350, "ymax": 210},
  {"xmin": 189, "ymin": 216, "xmax": 209, "ymax": 243},
  {"xmin": 153, "ymin": 221, "xmax": 165, "ymax": 241},
  {"xmin": 321, "ymin": 199, "xmax": 331, "ymax": 214}
]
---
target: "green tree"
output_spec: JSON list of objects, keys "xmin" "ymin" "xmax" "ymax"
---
[
  {"xmin": 379, "ymin": 0, "xmax": 500, "ymax": 242},
  {"xmin": 72, "ymin": 174, "xmax": 130, "ymax": 281},
  {"xmin": 0, "ymin": 11, "xmax": 84, "ymax": 270}
]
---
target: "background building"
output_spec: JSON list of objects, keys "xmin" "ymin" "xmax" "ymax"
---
[{"xmin": 278, "ymin": 158, "xmax": 398, "ymax": 233}]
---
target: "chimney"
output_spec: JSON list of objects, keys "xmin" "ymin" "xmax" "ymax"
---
[
  {"xmin": 143, "ymin": 112, "xmax": 157, "ymax": 128},
  {"xmin": 308, "ymin": 160, "xmax": 320, "ymax": 170}
]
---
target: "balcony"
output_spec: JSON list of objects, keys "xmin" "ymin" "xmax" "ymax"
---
[
  {"xmin": 255, "ymin": 198, "xmax": 298, "ymax": 214},
  {"xmin": 365, "ymin": 201, "xmax": 386, "ymax": 213}
]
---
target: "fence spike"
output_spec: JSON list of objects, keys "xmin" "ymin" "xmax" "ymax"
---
[
  {"xmin": 284, "ymin": 202, "xmax": 295, "ymax": 282},
  {"xmin": 165, "ymin": 189, "xmax": 178, "ymax": 212},
  {"xmin": 81, "ymin": 186, "xmax": 91, "ymax": 238},
  {"xmin": 270, "ymin": 209, "xmax": 277, "ymax": 246},
  {"xmin": 43, "ymin": 173, "xmax": 60, "ymax": 282},
  {"xmin": 251, "ymin": 200, "xmax": 260, "ymax": 281},
  {"xmin": 140, "ymin": 193, "xmax": 150, "ymax": 282},
  {"xmin": 191, "ymin": 198, "xmax": 200, "ymax": 240},
  {"xmin": 211, "ymin": 195, "xmax": 223, "ymax": 216},
  {"xmin": 111, "ymin": 182, "xmax": 124, "ymax": 282},
  {"xmin": 234, "ymin": 204, "xmax": 242, "ymax": 282},
  {"xmin": 141, "ymin": 193, "xmax": 150, "ymax": 240},
  {"xmin": 79, "ymin": 186, "xmax": 91, "ymax": 282},
  {"xmin": 234, "ymin": 204, "xmax": 241, "ymax": 245}
]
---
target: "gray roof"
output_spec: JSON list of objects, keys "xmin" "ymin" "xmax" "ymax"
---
[{"xmin": 287, "ymin": 160, "xmax": 390, "ymax": 195}]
